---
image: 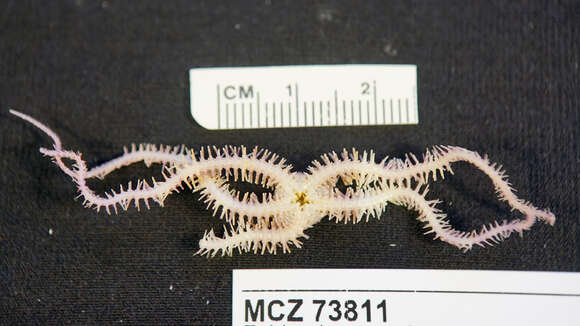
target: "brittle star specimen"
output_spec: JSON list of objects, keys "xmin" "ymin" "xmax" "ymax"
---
[{"xmin": 11, "ymin": 110, "xmax": 555, "ymax": 256}]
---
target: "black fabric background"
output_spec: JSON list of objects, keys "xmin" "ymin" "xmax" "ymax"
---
[{"xmin": 1, "ymin": 1, "xmax": 578, "ymax": 325}]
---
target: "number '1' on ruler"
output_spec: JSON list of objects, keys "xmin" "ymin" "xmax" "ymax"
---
[{"xmin": 189, "ymin": 64, "xmax": 417, "ymax": 130}]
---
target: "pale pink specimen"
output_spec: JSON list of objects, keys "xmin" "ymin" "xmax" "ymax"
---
[{"xmin": 11, "ymin": 110, "xmax": 555, "ymax": 256}]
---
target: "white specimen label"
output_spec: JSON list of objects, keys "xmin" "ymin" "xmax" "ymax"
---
[
  {"xmin": 189, "ymin": 64, "xmax": 418, "ymax": 129},
  {"xmin": 233, "ymin": 269, "xmax": 580, "ymax": 326}
]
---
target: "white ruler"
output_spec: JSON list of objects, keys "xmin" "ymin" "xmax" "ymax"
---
[
  {"xmin": 233, "ymin": 269, "xmax": 580, "ymax": 326},
  {"xmin": 189, "ymin": 65, "xmax": 417, "ymax": 130}
]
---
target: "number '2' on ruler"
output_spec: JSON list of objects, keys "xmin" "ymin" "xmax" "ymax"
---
[{"xmin": 189, "ymin": 64, "xmax": 418, "ymax": 130}]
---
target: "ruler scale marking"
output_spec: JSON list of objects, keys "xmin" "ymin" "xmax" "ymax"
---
[
  {"xmin": 256, "ymin": 93, "xmax": 260, "ymax": 128},
  {"xmin": 216, "ymin": 85, "xmax": 221, "ymax": 129},
  {"xmin": 350, "ymin": 100, "xmax": 354, "ymax": 126},
  {"xmin": 398, "ymin": 98, "xmax": 402, "ymax": 124},
  {"xmin": 406, "ymin": 98, "xmax": 410, "ymax": 124},
  {"xmin": 303, "ymin": 102, "xmax": 307, "ymax": 127},
  {"xmin": 326, "ymin": 100, "xmax": 331, "ymax": 126},
  {"xmin": 373, "ymin": 81, "xmax": 377, "ymax": 125},
  {"xmin": 310, "ymin": 102, "xmax": 313, "ymax": 126},
  {"xmin": 390, "ymin": 98, "xmax": 394, "ymax": 123},
  {"xmin": 279, "ymin": 102, "xmax": 283, "ymax": 127},
  {"xmin": 287, "ymin": 102, "xmax": 291, "ymax": 127},
  {"xmin": 319, "ymin": 102, "xmax": 323, "ymax": 126},
  {"xmin": 249, "ymin": 103, "xmax": 253, "ymax": 127},
  {"xmin": 382, "ymin": 99, "xmax": 386, "ymax": 124},
  {"xmin": 295, "ymin": 83, "xmax": 299, "ymax": 127},
  {"xmin": 225, "ymin": 103, "xmax": 229, "ymax": 129},
  {"xmin": 334, "ymin": 90, "xmax": 338, "ymax": 126}
]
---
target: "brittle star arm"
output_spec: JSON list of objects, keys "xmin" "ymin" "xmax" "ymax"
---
[
  {"xmin": 11, "ymin": 110, "xmax": 193, "ymax": 211},
  {"xmin": 309, "ymin": 146, "xmax": 555, "ymax": 225},
  {"xmin": 11, "ymin": 109, "xmax": 192, "ymax": 178},
  {"xmin": 183, "ymin": 146, "xmax": 304, "ymax": 231},
  {"xmin": 308, "ymin": 148, "xmax": 555, "ymax": 250},
  {"xmin": 11, "ymin": 109, "xmax": 301, "ymax": 222},
  {"xmin": 385, "ymin": 186, "xmax": 552, "ymax": 250},
  {"xmin": 195, "ymin": 174, "xmax": 297, "ymax": 228},
  {"xmin": 196, "ymin": 210, "xmax": 313, "ymax": 257},
  {"xmin": 85, "ymin": 143, "xmax": 192, "ymax": 179},
  {"xmin": 314, "ymin": 184, "xmax": 521, "ymax": 250}
]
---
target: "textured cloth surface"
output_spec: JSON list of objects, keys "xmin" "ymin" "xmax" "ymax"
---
[{"xmin": 1, "ymin": 1, "xmax": 578, "ymax": 324}]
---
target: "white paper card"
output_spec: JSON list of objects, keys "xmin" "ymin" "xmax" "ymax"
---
[{"xmin": 233, "ymin": 269, "xmax": 579, "ymax": 326}]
